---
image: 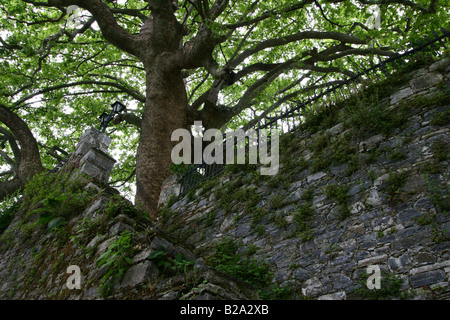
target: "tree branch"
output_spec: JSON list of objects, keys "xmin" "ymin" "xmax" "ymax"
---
[
  {"xmin": 109, "ymin": 168, "xmax": 136, "ymax": 187},
  {"xmin": 224, "ymin": 0, "xmax": 313, "ymax": 29},
  {"xmin": 209, "ymin": 0, "xmax": 230, "ymax": 21},
  {"xmin": 172, "ymin": 24, "xmax": 218, "ymax": 70},
  {"xmin": 0, "ymin": 127, "xmax": 21, "ymax": 168},
  {"xmin": 228, "ymin": 31, "xmax": 366, "ymax": 69},
  {"xmin": 25, "ymin": 0, "xmax": 144, "ymax": 57},
  {"xmin": 110, "ymin": 7, "xmax": 149, "ymax": 22},
  {"xmin": 0, "ymin": 150, "xmax": 17, "ymax": 172},
  {"xmin": 6, "ymin": 10, "xmax": 66, "ymax": 26},
  {"xmin": 230, "ymin": 58, "xmax": 300, "ymax": 118},
  {"xmin": 241, "ymin": 89, "xmax": 303, "ymax": 132},
  {"xmin": 13, "ymin": 78, "xmax": 146, "ymax": 106},
  {"xmin": 0, "ymin": 104, "xmax": 43, "ymax": 200},
  {"xmin": 356, "ymin": 0, "xmax": 437, "ymax": 13},
  {"xmin": 112, "ymin": 113, "xmax": 142, "ymax": 129},
  {"xmin": 46, "ymin": 146, "xmax": 69, "ymax": 162},
  {"xmin": 0, "ymin": 178, "xmax": 22, "ymax": 202}
]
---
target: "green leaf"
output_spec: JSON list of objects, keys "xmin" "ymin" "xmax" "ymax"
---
[
  {"xmin": 38, "ymin": 212, "xmax": 54, "ymax": 225},
  {"xmin": 47, "ymin": 217, "xmax": 66, "ymax": 230},
  {"xmin": 148, "ymin": 250, "xmax": 166, "ymax": 261}
]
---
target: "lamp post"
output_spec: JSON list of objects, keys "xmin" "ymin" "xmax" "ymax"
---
[{"xmin": 99, "ymin": 101, "xmax": 127, "ymax": 133}]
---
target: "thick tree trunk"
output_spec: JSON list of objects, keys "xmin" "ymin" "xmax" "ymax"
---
[
  {"xmin": 70, "ymin": 1, "xmax": 211, "ymax": 218},
  {"xmin": 135, "ymin": 61, "xmax": 188, "ymax": 218}
]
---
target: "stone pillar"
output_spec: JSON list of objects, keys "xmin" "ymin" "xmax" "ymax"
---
[
  {"xmin": 79, "ymin": 148, "xmax": 116, "ymax": 184},
  {"xmin": 73, "ymin": 127, "xmax": 112, "ymax": 156},
  {"xmin": 68, "ymin": 127, "xmax": 116, "ymax": 184}
]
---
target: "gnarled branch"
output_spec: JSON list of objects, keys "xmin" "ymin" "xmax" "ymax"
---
[{"xmin": 0, "ymin": 104, "xmax": 43, "ymax": 201}]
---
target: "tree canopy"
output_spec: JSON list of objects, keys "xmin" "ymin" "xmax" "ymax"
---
[{"xmin": 0, "ymin": 0, "xmax": 448, "ymax": 214}]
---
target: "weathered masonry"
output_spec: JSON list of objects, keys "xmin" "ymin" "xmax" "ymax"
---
[
  {"xmin": 0, "ymin": 56, "xmax": 448, "ymax": 300},
  {"xmin": 158, "ymin": 56, "xmax": 450, "ymax": 300}
]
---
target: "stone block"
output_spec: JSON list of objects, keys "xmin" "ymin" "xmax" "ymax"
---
[
  {"xmin": 357, "ymin": 254, "xmax": 387, "ymax": 268},
  {"xmin": 150, "ymin": 236, "xmax": 175, "ymax": 254},
  {"xmin": 83, "ymin": 287, "xmax": 100, "ymax": 300},
  {"xmin": 359, "ymin": 134, "xmax": 385, "ymax": 153},
  {"xmin": 398, "ymin": 209, "xmax": 422, "ymax": 223},
  {"xmin": 302, "ymin": 277, "xmax": 324, "ymax": 297},
  {"xmin": 409, "ymin": 73, "xmax": 443, "ymax": 93},
  {"xmin": 359, "ymin": 209, "xmax": 381, "ymax": 222},
  {"xmin": 365, "ymin": 189, "xmax": 384, "ymax": 207},
  {"xmin": 388, "ymin": 254, "xmax": 410, "ymax": 271},
  {"xmin": 220, "ymin": 215, "xmax": 234, "ymax": 232},
  {"xmin": 348, "ymin": 182, "xmax": 371, "ymax": 197},
  {"xmin": 349, "ymin": 223, "xmax": 365, "ymax": 235},
  {"xmin": 159, "ymin": 291, "xmax": 179, "ymax": 300},
  {"xmin": 80, "ymin": 148, "xmax": 116, "ymax": 172},
  {"xmin": 158, "ymin": 174, "xmax": 182, "ymax": 208},
  {"xmin": 330, "ymin": 254, "xmax": 352, "ymax": 266},
  {"xmin": 350, "ymin": 202, "xmax": 365, "ymax": 214},
  {"xmin": 410, "ymin": 270, "xmax": 446, "ymax": 288},
  {"xmin": 444, "ymin": 222, "xmax": 450, "ymax": 238},
  {"xmin": 392, "ymin": 236, "xmax": 417, "ymax": 251},
  {"xmin": 406, "ymin": 68, "xmax": 428, "ymax": 79},
  {"xmin": 84, "ymin": 182, "xmax": 101, "ymax": 193},
  {"xmin": 79, "ymin": 161, "xmax": 103, "ymax": 180},
  {"xmin": 79, "ymin": 148, "xmax": 116, "ymax": 183},
  {"xmin": 82, "ymin": 196, "xmax": 110, "ymax": 220},
  {"xmin": 401, "ymin": 174, "xmax": 426, "ymax": 194},
  {"xmin": 86, "ymin": 234, "xmax": 106, "ymax": 250},
  {"xmin": 307, "ymin": 171, "xmax": 326, "ymax": 183},
  {"xmin": 416, "ymin": 253, "xmax": 436, "ymax": 265},
  {"xmin": 390, "ymin": 87, "xmax": 414, "ymax": 105},
  {"xmin": 73, "ymin": 127, "xmax": 111, "ymax": 156},
  {"xmin": 429, "ymin": 57, "xmax": 450, "ymax": 72},
  {"xmin": 294, "ymin": 268, "xmax": 310, "ymax": 280},
  {"xmin": 97, "ymin": 236, "xmax": 118, "ymax": 256},
  {"xmin": 109, "ymin": 222, "xmax": 135, "ymax": 237},
  {"xmin": 318, "ymin": 291, "xmax": 346, "ymax": 300},
  {"xmin": 326, "ymin": 122, "xmax": 344, "ymax": 136},
  {"xmin": 120, "ymin": 261, "xmax": 160, "ymax": 288},
  {"xmin": 236, "ymin": 222, "xmax": 251, "ymax": 237},
  {"xmin": 414, "ymin": 198, "xmax": 434, "ymax": 210},
  {"xmin": 409, "ymin": 260, "xmax": 450, "ymax": 275},
  {"xmin": 332, "ymin": 274, "xmax": 353, "ymax": 290}
]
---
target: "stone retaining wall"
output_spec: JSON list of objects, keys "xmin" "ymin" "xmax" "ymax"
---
[
  {"xmin": 158, "ymin": 57, "xmax": 450, "ymax": 299},
  {"xmin": 0, "ymin": 58, "xmax": 448, "ymax": 300}
]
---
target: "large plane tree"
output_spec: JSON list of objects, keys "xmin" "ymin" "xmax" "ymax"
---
[{"xmin": 0, "ymin": 0, "xmax": 447, "ymax": 218}]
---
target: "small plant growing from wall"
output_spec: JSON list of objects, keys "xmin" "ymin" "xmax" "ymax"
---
[
  {"xmin": 292, "ymin": 203, "xmax": 315, "ymax": 241},
  {"xmin": 206, "ymin": 237, "xmax": 293, "ymax": 299},
  {"xmin": 8, "ymin": 170, "xmax": 101, "ymax": 246},
  {"xmin": 380, "ymin": 170, "xmax": 410, "ymax": 203},
  {"xmin": 148, "ymin": 248, "xmax": 195, "ymax": 278},
  {"xmin": 104, "ymin": 194, "xmax": 149, "ymax": 222},
  {"xmin": 324, "ymin": 183, "xmax": 351, "ymax": 220},
  {"xmin": 96, "ymin": 230, "xmax": 135, "ymax": 297},
  {"xmin": 430, "ymin": 109, "xmax": 450, "ymax": 126},
  {"xmin": 431, "ymin": 139, "xmax": 449, "ymax": 162},
  {"xmin": 355, "ymin": 271, "xmax": 410, "ymax": 300}
]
